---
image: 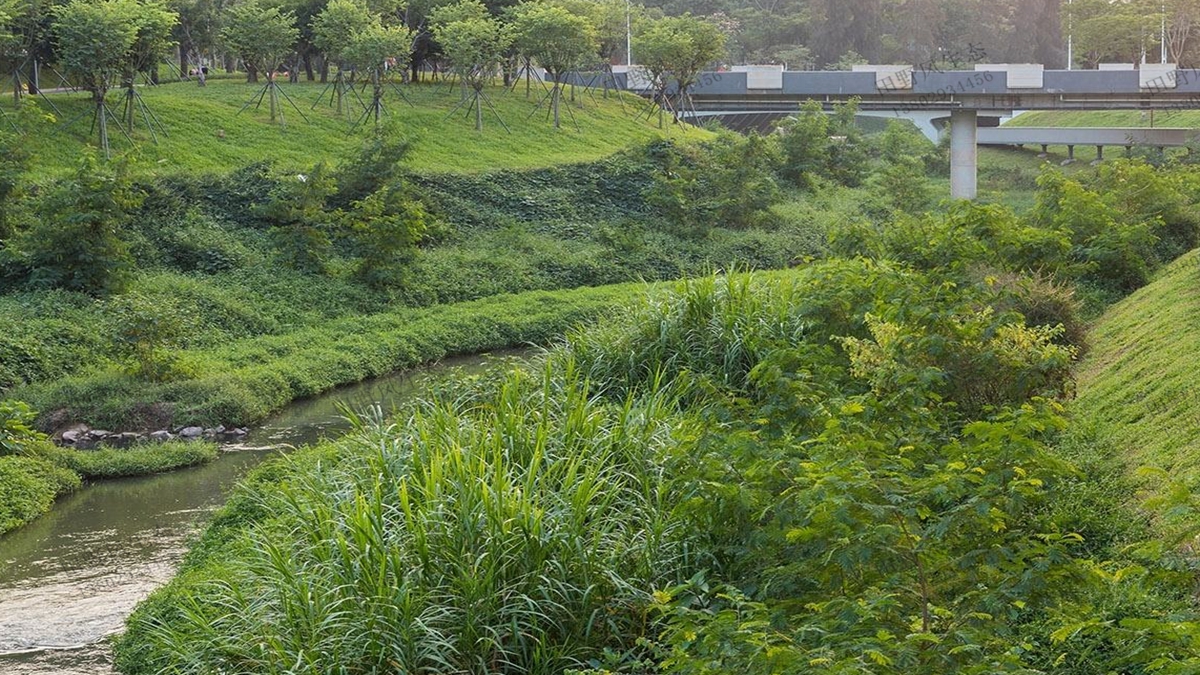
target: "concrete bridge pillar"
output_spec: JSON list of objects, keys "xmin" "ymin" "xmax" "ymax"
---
[{"xmin": 949, "ymin": 110, "xmax": 978, "ymax": 200}]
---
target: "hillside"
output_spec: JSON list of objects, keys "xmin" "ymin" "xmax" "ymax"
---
[
  {"xmin": 12, "ymin": 78, "xmax": 702, "ymax": 178},
  {"xmin": 1006, "ymin": 109, "xmax": 1200, "ymax": 128},
  {"xmin": 1074, "ymin": 249, "xmax": 1200, "ymax": 480}
]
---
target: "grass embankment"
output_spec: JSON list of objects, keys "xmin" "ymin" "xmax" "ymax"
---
[
  {"xmin": 0, "ymin": 135, "xmax": 834, "ymax": 431},
  {"xmin": 1073, "ymin": 250, "xmax": 1200, "ymax": 483},
  {"xmin": 17, "ymin": 79, "xmax": 703, "ymax": 178},
  {"xmin": 1007, "ymin": 110, "xmax": 1200, "ymax": 128},
  {"xmin": 14, "ymin": 282, "xmax": 648, "ymax": 430}
]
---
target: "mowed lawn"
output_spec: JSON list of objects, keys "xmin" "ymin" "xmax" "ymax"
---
[
  {"xmin": 1073, "ymin": 250, "xmax": 1200, "ymax": 483},
  {"xmin": 10, "ymin": 77, "xmax": 704, "ymax": 178}
]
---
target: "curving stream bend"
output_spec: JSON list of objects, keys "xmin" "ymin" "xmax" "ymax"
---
[{"xmin": 0, "ymin": 353, "xmax": 516, "ymax": 674}]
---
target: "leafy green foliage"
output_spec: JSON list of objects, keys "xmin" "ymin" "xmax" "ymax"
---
[
  {"xmin": 111, "ymin": 292, "xmax": 195, "ymax": 382},
  {"xmin": 645, "ymin": 133, "xmax": 781, "ymax": 234},
  {"xmin": 311, "ymin": 0, "xmax": 374, "ymax": 68},
  {"xmin": 256, "ymin": 163, "xmax": 337, "ymax": 273},
  {"xmin": 0, "ymin": 454, "xmax": 80, "ymax": 534},
  {"xmin": 510, "ymin": 2, "xmax": 597, "ymax": 128},
  {"xmin": 0, "ymin": 398, "xmax": 44, "ymax": 456},
  {"xmin": 220, "ymin": 0, "xmax": 299, "ymax": 75},
  {"xmin": 343, "ymin": 183, "xmax": 432, "ymax": 288},
  {"xmin": 778, "ymin": 99, "xmax": 870, "ymax": 189},
  {"xmin": 7, "ymin": 153, "xmax": 144, "ymax": 296},
  {"xmin": 51, "ymin": 0, "xmax": 140, "ymax": 101}
]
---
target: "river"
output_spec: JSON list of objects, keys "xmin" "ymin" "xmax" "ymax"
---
[{"xmin": 0, "ymin": 352, "xmax": 520, "ymax": 674}]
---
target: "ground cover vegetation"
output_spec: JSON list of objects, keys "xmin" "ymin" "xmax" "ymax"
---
[
  {"xmin": 0, "ymin": 101, "xmax": 935, "ymax": 532},
  {"xmin": 0, "ymin": 399, "xmax": 217, "ymax": 535},
  {"xmin": 0, "ymin": 104, "xmax": 940, "ymax": 434},
  {"xmin": 116, "ymin": 207, "xmax": 1200, "ymax": 672}
]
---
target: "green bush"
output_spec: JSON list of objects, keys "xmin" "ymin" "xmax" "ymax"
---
[
  {"xmin": 60, "ymin": 440, "xmax": 218, "ymax": 479},
  {"xmin": 0, "ymin": 454, "xmax": 81, "ymax": 534},
  {"xmin": 8, "ymin": 153, "xmax": 144, "ymax": 296}
]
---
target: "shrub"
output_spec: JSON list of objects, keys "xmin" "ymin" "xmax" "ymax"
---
[
  {"xmin": 343, "ymin": 182, "xmax": 432, "ymax": 289},
  {"xmin": 256, "ymin": 162, "xmax": 337, "ymax": 273},
  {"xmin": 11, "ymin": 153, "xmax": 144, "ymax": 296},
  {"xmin": 0, "ymin": 454, "xmax": 81, "ymax": 534},
  {"xmin": 644, "ymin": 133, "xmax": 782, "ymax": 235},
  {"xmin": 0, "ymin": 398, "xmax": 45, "ymax": 455},
  {"xmin": 777, "ymin": 98, "xmax": 869, "ymax": 189},
  {"xmin": 62, "ymin": 440, "xmax": 218, "ymax": 479}
]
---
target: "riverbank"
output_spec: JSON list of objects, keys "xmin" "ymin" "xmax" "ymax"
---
[
  {"xmin": 0, "ymin": 440, "xmax": 219, "ymax": 536},
  {"xmin": 13, "ymin": 281, "xmax": 644, "ymax": 432},
  {"xmin": 0, "ymin": 352, "xmax": 510, "ymax": 674}
]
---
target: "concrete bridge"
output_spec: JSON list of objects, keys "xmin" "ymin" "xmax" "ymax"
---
[{"xmin": 585, "ymin": 64, "xmax": 1200, "ymax": 198}]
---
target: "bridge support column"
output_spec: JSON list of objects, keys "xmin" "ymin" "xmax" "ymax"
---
[{"xmin": 950, "ymin": 110, "xmax": 977, "ymax": 200}]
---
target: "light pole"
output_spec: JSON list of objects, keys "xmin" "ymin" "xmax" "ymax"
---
[
  {"xmin": 1162, "ymin": 1, "xmax": 1168, "ymax": 63},
  {"xmin": 626, "ymin": 0, "xmax": 632, "ymax": 66},
  {"xmin": 1066, "ymin": 0, "xmax": 1073, "ymax": 70}
]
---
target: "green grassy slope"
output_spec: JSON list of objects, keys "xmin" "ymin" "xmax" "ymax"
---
[
  {"xmin": 1074, "ymin": 249, "xmax": 1200, "ymax": 479},
  {"xmin": 15, "ymin": 79, "xmax": 701, "ymax": 178},
  {"xmin": 1006, "ymin": 110, "xmax": 1200, "ymax": 128}
]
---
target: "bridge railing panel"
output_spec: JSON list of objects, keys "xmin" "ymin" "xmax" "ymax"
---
[
  {"xmin": 913, "ymin": 70, "xmax": 1009, "ymax": 95},
  {"xmin": 1043, "ymin": 69, "xmax": 1139, "ymax": 93},
  {"xmin": 781, "ymin": 71, "xmax": 876, "ymax": 96}
]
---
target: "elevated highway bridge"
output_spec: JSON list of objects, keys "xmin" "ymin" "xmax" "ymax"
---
[{"xmin": 588, "ymin": 65, "xmax": 1200, "ymax": 198}]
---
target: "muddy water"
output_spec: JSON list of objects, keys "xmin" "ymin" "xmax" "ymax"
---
[{"xmin": 0, "ymin": 352, "xmax": 521, "ymax": 674}]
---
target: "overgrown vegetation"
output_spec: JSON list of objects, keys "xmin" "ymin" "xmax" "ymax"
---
[
  {"xmin": 116, "ymin": 255, "xmax": 1200, "ymax": 674},
  {"xmin": 0, "ymin": 398, "xmax": 216, "ymax": 535}
]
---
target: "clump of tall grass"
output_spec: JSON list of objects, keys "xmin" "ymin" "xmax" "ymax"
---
[{"xmin": 122, "ymin": 358, "xmax": 700, "ymax": 674}]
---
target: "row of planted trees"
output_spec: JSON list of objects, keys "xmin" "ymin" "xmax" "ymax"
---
[{"xmin": 0, "ymin": 0, "xmax": 731, "ymax": 141}]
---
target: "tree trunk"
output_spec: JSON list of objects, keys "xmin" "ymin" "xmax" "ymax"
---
[
  {"xmin": 373, "ymin": 70, "xmax": 382, "ymax": 126},
  {"xmin": 552, "ymin": 79, "xmax": 561, "ymax": 129},
  {"xmin": 320, "ymin": 56, "xmax": 329, "ymax": 83},
  {"xmin": 247, "ymin": 64, "xmax": 258, "ymax": 84},
  {"xmin": 335, "ymin": 70, "xmax": 344, "ymax": 115},
  {"xmin": 304, "ymin": 52, "xmax": 315, "ymax": 81},
  {"xmin": 268, "ymin": 74, "xmax": 278, "ymax": 122},
  {"xmin": 125, "ymin": 83, "xmax": 135, "ymax": 131},
  {"xmin": 97, "ymin": 95, "xmax": 110, "ymax": 159},
  {"xmin": 474, "ymin": 89, "xmax": 483, "ymax": 131}
]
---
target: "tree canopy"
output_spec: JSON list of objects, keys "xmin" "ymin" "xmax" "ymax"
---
[{"xmin": 220, "ymin": 0, "xmax": 299, "ymax": 79}]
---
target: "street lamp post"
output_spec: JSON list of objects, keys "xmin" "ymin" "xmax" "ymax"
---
[
  {"xmin": 1067, "ymin": 0, "xmax": 1073, "ymax": 70},
  {"xmin": 626, "ymin": 0, "xmax": 632, "ymax": 66}
]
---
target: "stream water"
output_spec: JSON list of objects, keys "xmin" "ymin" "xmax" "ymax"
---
[{"xmin": 0, "ymin": 352, "xmax": 519, "ymax": 674}]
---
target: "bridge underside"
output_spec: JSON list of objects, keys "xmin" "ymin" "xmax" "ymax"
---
[{"xmin": 576, "ymin": 68, "xmax": 1200, "ymax": 199}]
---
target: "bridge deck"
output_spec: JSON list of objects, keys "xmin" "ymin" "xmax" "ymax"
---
[{"xmin": 583, "ymin": 69, "xmax": 1200, "ymax": 112}]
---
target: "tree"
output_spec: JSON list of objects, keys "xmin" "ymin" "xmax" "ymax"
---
[
  {"xmin": 170, "ymin": 0, "xmax": 229, "ymax": 84},
  {"xmin": 221, "ymin": 0, "xmax": 299, "ymax": 120},
  {"xmin": 312, "ymin": 0, "xmax": 375, "ymax": 114},
  {"xmin": 52, "ymin": 0, "xmax": 141, "ymax": 158},
  {"xmin": 342, "ymin": 18, "xmax": 415, "ymax": 127},
  {"xmin": 13, "ymin": 153, "xmax": 144, "ymax": 296},
  {"xmin": 510, "ymin": 2, "xmax": 597, "ymax": 128},
  {"xmin": 344, "ymin": 182, "xmax": 431, "ymax": 288},
  {"xmin": 635, "ymin": 14, "xmax": 725, "ymax": 126},
  {"xmin": 431, "ymin": 0, "xmax": 512, "ymax": 132},
  {"xmin": 256, "ymin": 163, "xmax": 336, "ymax": 273},
  {"xmin": 1160, "ymin": 0, "xmax": 1200, "ymax": 65},
  {"xmin": 1065, "ymin": 0, "xmax": 1157, "ymax": 67},
  {"xmin": 221, "ymin": 0, "xmax": 298, "ymax": 85},
  {"xmin": 120, "ymin": 1, "xmax": 178, "ymax": 133}
]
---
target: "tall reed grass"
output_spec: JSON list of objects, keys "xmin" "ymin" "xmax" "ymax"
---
[{"xmin": 122, "ymin": 358, "xmax": 701, "ymax": 674}]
